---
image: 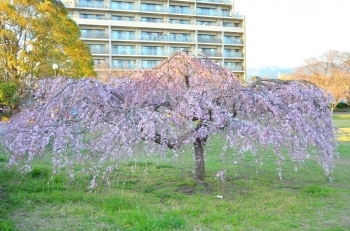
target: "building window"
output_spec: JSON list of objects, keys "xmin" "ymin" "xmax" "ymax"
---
[
  {"xmin": 88, "ymin": 44, "xmax": 106, "ymax": 54},
  {"xmin": 170, "ymin": 5, "xmax": 190, "ymax": 14},
  {"xmin": 142, "ymin": 46, "xmax": 164, "ymax": 55},
  {"xmin": 111, "ymin": 1, "xmax": 135, "ymax": 10},
  {"xmin": 169, "ymin": 19, "xmax": 190, "ymax": 24},
  {"xmin": 169, "ymin": 33, "xmax": 190, "ymax": 42},
  {"xmin": 141, "ymin": 3, "xmax": 164, "ymax": 12},
  {"xmin": 197, "ymin": 21, "xmax": 216, "ymax": 26},
  {"xmin": 221, "ymin": 9, "xmax": 231, "ymax": 17},
  {"xmin": 224, "ymin": 36, "xmax": 242, "ymax": 44},
  {"xmin": 170, "ymin": 47, "xmax": 190, "ymax": 53},
  {"xmin": 112, "ymin": 30, "xmax": 135, "ymax": 40},
  {"xmin": 113, "ymin": 59, "xmax": 136, "ymax": 69},
  {"xmin": 198, "ymin": 48, "xmax": 219, "ymax": 56},
  {"xmin": 81, "ymin": 29, "xmax": 106, "ymax": 38},
  {"xmin": 112, "ymin": 45, "xmax": 135, "ymax": 55},
  {"xmin": 198, "ymin": 34, "xmax": 220, "ymax": 43},
  {"xmin": 225, "ymin": 62, "xmax": 242, "ymax": 71},
  {"xmin": 111, "ymin": 15, "xmax": 134, "ymax": 21},
  {"xmin": 197, "ymin": 7, "xmax": 216, "ymax": 16},
  {"xmin": 141, "ymin": 60, "xmax": 161, "ymax": 69},
  {"xmin": 141, "ymin": 32, "xmax": 165, "ymax": 41},
  {"xmin": 141, "ymin": 17, "xmax": 163, "ymax": 23}
]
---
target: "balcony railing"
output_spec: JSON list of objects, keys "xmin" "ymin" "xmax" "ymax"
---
[
  {"xmin": 81, "ymin": 15, "xmax": 108, "ymax": 20},
  {"xmin": 141, "ymin": 18, "xmax": 164, "ymax": 23},
  {"xmin": 169, "ymin": 20, "xmax": 190, "ymax": 25},
  {"xmin": 197, "ymin": 0, "xmax": 223, "ymax": 2},
  {"xmin": 197, "ymin": 9, "xmax": 232, "ymax": 17},
  {"xmin": 141, "ymin": 63, "xmax": 161, "ymax": 69},
  {"xmin": 169, "ymin": 8, "xmax": 193, "ymax": 15},
  {"xmin": 77, "ymin": 16, "xmax": 243, "ymax": 28},
  {"xmin": 113, "ymin": 63, "xmax": 136, "ymax": 69},
  {"xmin": 224, "ymin": 52, "xmax": 243, "ymax": 58},
  {"xmin": 112, "ymin": 49, "xmax": 136, "ymax": 55},
  {"xmin": 77, "ymin": 1, "xmax": 108, "ymax": 9},
  {"xmin": 196, "ymin": 21, "xmax": 221, "ymax": 26},
  {"xmin": 225, "ymin": 65, "xmax": 243, "ymax": 71},
  {"xmin": 198, "ymin": 37, "xmax": 222, "ymax": 43},
  {"xmin": 110, "ymin": 3, "xmax": 137, "ymax": 11},
  {"xmin": 89, "ymin": 48, "xmax": 109, "ymax": 54},
  {"xmin": 224, "ymin": 38, "xmax": 243, "ymax": 44},
  {"xmin": 141, "ymin": 49, "xmax": 169, "ymax": 56},
  {"xmin": 196, "ymin": 0, "xmax": 233, "ymax": 4},
  {"xmin": 140, "ymin": 34, "xmax": 195, "ymax": 42},
  {"xmin": 141, "ymin": 5, "xmax": 167, "ymax": 13},
  {"xmin": 234, "ymin": 14, "xmax": 244, "ymax": 19},
  {"xmin": 81, "ymin": 32, "xmax": 109, "ymax": 39},
  {"xmin": 111, "ymin": 34, "xmax": 136, "ymax": 40},
  {"xmin": 200, "ymin": 51, "xmax": 222, "ymax": 57},
  {"xmin": 112, "ymin": 17, "xmax": 134, "ymax": 21},
  {"xmin": 169, "ymin": 35, "xmax": 194, "ymax": 43}
]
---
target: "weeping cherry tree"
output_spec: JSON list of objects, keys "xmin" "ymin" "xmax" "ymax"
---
[{"xmin": 0, "ymin": 52, "xmax": 338, "ymax": 187}]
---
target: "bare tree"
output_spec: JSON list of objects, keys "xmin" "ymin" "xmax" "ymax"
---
[{"xmin": 289, "ymin": 50, "xmax": 350, "ymax": 111}]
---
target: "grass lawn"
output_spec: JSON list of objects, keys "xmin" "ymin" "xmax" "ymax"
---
[{"xmin": 0, "ymin": 114, "xmax": 349, "ymax": 231}]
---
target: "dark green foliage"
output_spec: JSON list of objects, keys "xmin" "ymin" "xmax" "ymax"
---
[{"xmin": 335, "ymin": 102, "xmax": 349, "ymax": 109}]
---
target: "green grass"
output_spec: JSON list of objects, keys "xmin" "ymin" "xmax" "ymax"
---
[{"xmin": 0, "ymin": 114, "xmax": 350, "ymax": 230}]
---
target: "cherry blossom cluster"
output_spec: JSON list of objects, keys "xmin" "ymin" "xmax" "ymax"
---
[{"xmin": 0, "ymin": 52, "xmax": 338, "ymax": 186}]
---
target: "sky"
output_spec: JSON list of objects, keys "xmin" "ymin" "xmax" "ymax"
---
[{"xmin": 233, "ymin": 0, "xmax": 350, "ymax": 68}]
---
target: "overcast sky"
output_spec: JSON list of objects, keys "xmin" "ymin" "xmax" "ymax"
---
[{"xmin": 233, "ymin": 0, "xmax": 350, "ymax": 68}]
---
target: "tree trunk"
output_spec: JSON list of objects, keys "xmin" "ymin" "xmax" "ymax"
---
[{"xmin": 194, "ymin": 136, "xmax": 207, "ymax": 181}]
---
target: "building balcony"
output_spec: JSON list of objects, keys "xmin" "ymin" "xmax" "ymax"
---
[
  {"xmin": 224, "ymin": 52, "xmax": 243, "ymax": 58},
  {"xmin": 198, "ymin": 37, "xmax": 222, "ymax": 43},
  {"xmin": 196, "ymin": 21, "xmax": 221, "ymax": 27},
  {"xmin": 112, "ymin": 49, "xmax": 136, "ymax": 55},
  {"xmin": 81, "ymin": 32, "xmax": 109, "ymax": 39},
  {"xmin": 140, "ymin": 34, "xmax": 195, "ymax": 43},
  {"xmin": 111, "ymin": 34, "xmax": 136, "ymax": 40},
  {"xmin": 141, "ymin": 63, "xmax": 160, "ymax": 69},
  {"xmin": 169, "ymin": 35, "xmax": 195, "ymax": 43},
  {"xmin": 141, "ymin": 5, "xmax": 167, "ymax": 13},
  {"xmin": 224, "ymin": 38, "xmax": 243, "ymax": 45},
  {"xmin": 196, "ymin": 9, "xmax": 232, "ymax": 17},
  {"xmin": 196, "ymin": 0, "xmax": 233, "ymax": 4},
  {"xmin": 89, "ymin": 48, "xmax": 109, "ymax": 54},
  {"xmin": 197, "ymin": 0, "xmax": 223, "ymax": 2},
  {"xmin": 77, "ymin": 1, "xmax": 108, "ymax": 9},
  {"xmin": 234, "ymin": 14, "xmax": 244, "ymax": 19},
  {"xmin": 110, "ymin": 3, "xmax": 137, "ymax": 11},
  {"xmin": 141, "ymin": 50, "xmax": 169, "ymax": 56},
  {"xmin": 200, "ymin": 51, "xmax": 222, "ymax": 57},
  {"xmin": 225, "ymin": 65, "xmax": 243, "ymax": 71},
  {"xmin": 141, "ymin": 18, "xmax": 164, "ymax": 23},
  {"xmin": 113, "ymin": 63, "xmax": 136, "ymax": 69},
  {"xmin": 169, "ymin": 8, "xmax": 194, "ymax": 15}
]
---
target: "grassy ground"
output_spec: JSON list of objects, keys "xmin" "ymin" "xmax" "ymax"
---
[{"xmin": 0, "ymin": 114, "xmax": 349, "ymax": 231}]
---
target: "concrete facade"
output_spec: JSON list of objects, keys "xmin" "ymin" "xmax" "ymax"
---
[{"xmin": 62, "ymin": 0, "xmax": 246, "ymax": 79}]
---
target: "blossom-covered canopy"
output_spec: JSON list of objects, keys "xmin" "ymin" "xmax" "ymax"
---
[{"xmin": 0, "ymin": 52, "xmax": 338, "ymax": 186}]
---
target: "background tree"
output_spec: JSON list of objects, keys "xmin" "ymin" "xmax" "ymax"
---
[
  {"xmin": 0, "ymin": 0, "xmax": 96, "ymax": 90},
  {"xmin": 0, "ymin": 82, "xmax": 17, "ymax": 106},
  {"xmin": 0, "ymin": 52, "xmax": 338, "ymax": 187},
  {"xmin": 288, "ymin": 50, "xmax": 350, "ymax": 111}
]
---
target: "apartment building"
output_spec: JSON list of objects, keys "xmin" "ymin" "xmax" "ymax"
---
[{"xmin": 62, "ymin": 0, "xmax": 246, "ymax": 79}]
